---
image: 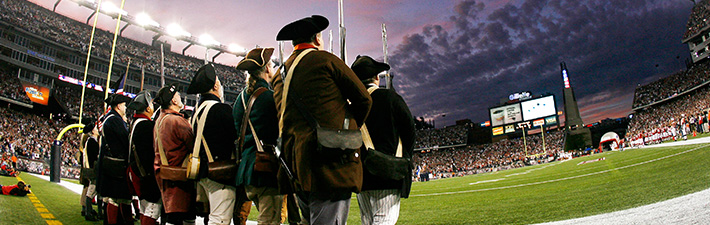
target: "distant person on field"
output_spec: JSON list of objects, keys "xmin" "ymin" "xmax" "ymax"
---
[{"xmin": 0, "ymin": 181, "xmax": 31, "ymax": 196}]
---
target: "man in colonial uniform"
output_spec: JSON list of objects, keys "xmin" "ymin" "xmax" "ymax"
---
[
  {"xmin": 98, "ymin": 93, "xmax": 133, "ymax": 224},
  {"xmin": 351, "ymin": 56, "xmax": 415, "ymax": 225},
  {"xmin": 187, "ymin": 64, "xmax": 239, "ymax": 225},
  {"xmin": 127, "ymin": 91, "xmax": 161, "ymax": 225},
  {"xmin": 153, "ymin": 84, "xmax": 197, "ymax": 225},
  {"xmin": 272, "ymin": 15, "xmax": 372, "ymax": 225}
]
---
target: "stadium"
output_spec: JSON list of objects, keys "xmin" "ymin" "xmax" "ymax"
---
[{"xmin": 0, "ymin": 0, "xmax": 708, "ymax": 224}]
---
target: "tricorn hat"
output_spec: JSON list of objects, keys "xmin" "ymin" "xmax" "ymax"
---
[
  {"xmin": 187, "ymin": 64, "xmax": 217, "ymax": 94},
  {"xmin": 351, "ymin": 55, "xmax": 390, "ymax": 80},
  {"xmin": 105, "ymin": 93, "xmax": 131, "ymax": 106},
  {"xmin": 236, "ymin": 48, "xmax": 275, "ymax": 71},
  {"xmin": 127, "ymin": 91, "xmax": 153, "ymax": 111},
  {"xmin": 276, "ymin": 15, "xmax": 329, "ymax": 41},
  {"xmin": 81, "ymin": 118, "xmax": 96, "ymax": 134},
  {"xmin": 154, "ymin": 84, "xmax": 179, "ymax": 108}
]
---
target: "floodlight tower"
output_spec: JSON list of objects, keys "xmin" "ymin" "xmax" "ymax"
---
[{"xmin": 560, "ymin": 62, "xmax": 592, "ymax": 150}]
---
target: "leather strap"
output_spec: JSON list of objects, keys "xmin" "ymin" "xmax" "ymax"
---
[
  {"xmin": 191, "ymin": 101, "xmax": 218, "ymax": 163},
  {"xmin": 241, "ymin": 87, "xmax": 268, "ymax": 153},
  {"xmin": 156, "ymin": 115, "xmax": 170, "ymax": 166},
  {"xmin": 360, "ymin": 86, "xmax": 403, "ymax": 158},
  {"xmin": 278, "ymin": 48, "xmax": 316, "ymax": 137}
]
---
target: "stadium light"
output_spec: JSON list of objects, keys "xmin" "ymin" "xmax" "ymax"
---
[
  {"xmin": 228, "ymin": 43, "xmax": 246, "ymax": 53},
  {"xmin": 166, "ymin": 23, "xmax": 191, "ymax": 38},
  {"xmin": 135, "ymin": 12, "xmax": 160, "ymax": 28},
  {"xmin": 100, "ymin": 2, "xmax": 127, "ymax": 16},
  {"xmin": 199, "ymin": 34, "xmax": 220, "ymax": 47}
]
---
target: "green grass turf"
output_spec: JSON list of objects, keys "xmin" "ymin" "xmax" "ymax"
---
[
  {"xmin": 3, "ymin": 143, "xmax": 710, "ymax": 224},
  {"xmin": 346, "ymin": 143, "xmax": 710, "ymax": 224},
  {"xmin": 0, "ymin": 173, "xmax": 97, "ymax": 224}
]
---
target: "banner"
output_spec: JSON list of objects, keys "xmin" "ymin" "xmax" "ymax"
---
[{"xmin": 21, "ymin": 81, "xmax": 50, "ymax": 105}]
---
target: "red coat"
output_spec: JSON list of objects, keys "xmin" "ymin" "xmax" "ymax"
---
[
  {"xmin": 2, "ymin": 185, "xmax": 30, "ymax": 196},
  {"xmin": 153, "ymin": 109, "xmax": 195, "ymax": 213}
]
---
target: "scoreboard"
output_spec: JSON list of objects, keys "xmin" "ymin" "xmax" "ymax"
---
[{"xmin": 489, "ymin": 95, "xmax": 558, "ymax": 136}]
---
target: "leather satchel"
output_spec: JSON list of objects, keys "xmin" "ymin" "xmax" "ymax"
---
[
  {"xmin": 360, "ymin": 86, "xmax": 411, "ymax": 180},
  {"xmin": 191, "ymin": 100, "xmax": 238, "ymax": 181},
  {"xmin": 240, "ymin": 87, "xmax": 279, "ymax": 173},
  {"xmin": 156, "ymin": 114, "xmax": 190, "ymax": 182},
  {"xmin": 278, "ymin": 49, "xmax": 363, "ymax": 153},
  {"xmin": 101, "ymin": 156, "xmax": 127, "ymax": 179}
]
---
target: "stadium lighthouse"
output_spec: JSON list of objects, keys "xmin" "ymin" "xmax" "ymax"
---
[{"xmin": 560, "ymin": 62, "xmax": 592, "ymax": 150}]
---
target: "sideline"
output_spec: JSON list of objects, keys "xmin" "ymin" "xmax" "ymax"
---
[
  {"xmin": 410, "ymin": 143, "xmax": 710, "ymax": 197},
  {"xmin": 19, "ymin": 176, "xmax": 63, "ymax": 225}
]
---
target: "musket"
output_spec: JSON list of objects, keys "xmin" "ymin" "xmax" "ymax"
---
[
  {"xmin": 382, "ymin": 23, "xmax": 392, "ymax": 89},
  {"xmin": 338, "ymin": 0, "xmax": 347, "ymax": 62},
  {"xmin": 276, "ymin": 41, "xmax": 300, "ymax": 188}
]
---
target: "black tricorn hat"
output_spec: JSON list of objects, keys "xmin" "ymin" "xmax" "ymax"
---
[
  {"xmin": 351, "ymin": 55, "xmax": 390, "ymax": 80},
  {"xmin": 276, "ymin": 15, "xmax": 329, "ymax": 41},
  {"xmin": 155, "ymin": 84, "xmax": 179, "ymax": 108},
  {"xmin": 187, "ymin": 64, "xmax": 217, "ymax": 94},
  {"xmin": 81, "ymin": 118, "xmax": 96, "ymax": 134},
  {"xmin": 105, "ymin": 93, "xmax": 131, "ymax": 106},
  {"xmin": 127, "ymin": 91, "xmax": 153, "ymax": 111},
  {"xmin": 236, "ymin": 48, "xmax": 275, "ymax": 71}
]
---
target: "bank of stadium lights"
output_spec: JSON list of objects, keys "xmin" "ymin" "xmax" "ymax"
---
[
  {"xmin": 65, "ymin": 0, "xmax": 246, "ymax": 58},
  {"xmin": 199, "ymin": 34, "xmax": 220, "ymax": 47},
  {"xmin": 167, "ymin": 24, "xmax": 191, "ymax": 38},
  {"xmin": 99, "ymin": 2, "xmax": 127, "ymax": 17},
  {"xmin": 228, "ymin": 44, "xmax": 247, "ymax": 54},
  {"xmin": 135, "ymin": 12, "xmax": 160, "ymax": 28}
]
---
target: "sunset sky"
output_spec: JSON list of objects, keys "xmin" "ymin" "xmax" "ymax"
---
[{"xmin": 29, "ymin": 0, "xmax": 694, "ymax": 127}]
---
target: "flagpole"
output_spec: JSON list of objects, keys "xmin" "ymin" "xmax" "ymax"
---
[
  {"xmin": 79, "ymin": 0, "xmax": 103, "ymax": 124},
  {"xmin": 103, "ymin": 0, "xmax": 127, "ymax": 111}
]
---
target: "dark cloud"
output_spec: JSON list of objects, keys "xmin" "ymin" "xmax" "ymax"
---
[{"xmin": 389, "ymin": 0, "xmax": 692, "ymax": 126}]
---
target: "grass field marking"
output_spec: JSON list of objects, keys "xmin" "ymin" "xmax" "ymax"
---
[
  {"xmin": 469, "ymin": 178, "xmax": 505, "ymax": 185},
  {"xmin": 505, "ymin": 161, "xmax": 561, "ymax": 177},
  {"xmin": 411, "ymin": 144, "xmax": 710, "ymax": 198},
  {"xmin": 16, "ymin": 176, "xmax": 64, "ymax": 225}
]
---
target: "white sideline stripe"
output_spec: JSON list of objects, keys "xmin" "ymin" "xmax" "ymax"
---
[{"xmin": 410, "ymin": 144, "xmax": 710, "ymax": 197}]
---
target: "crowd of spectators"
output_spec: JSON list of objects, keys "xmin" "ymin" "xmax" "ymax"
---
[
  {"xmin": 0, "ymin": 107, "xmax": 82, "ymax": 170},
  {"xmin": 53, "ymin": 84, "xmax": 105, "ymax": 118},
  {"xmin": 684, "ymin": 0, "xmax": 710, "ymax": 39},
  {"xmin": 415, "ymin": 125, "xmax": 469, "ymax": 149},
  {"xmin": 627, "ymin": 84, "xmax": 710, "ymax": 142},
  {"xmin": 632, "ymin": 60, "xmax": 710, "ymax": 108},
  {"xmin": 0, "ymin": 69, "xmax": 31, "ymax": 104},
  {"xmin": 413, "ymin": 130, "xmax": 565, "ymax": 179},
  {"xmin": 0, "ymin": 0, "xmax": 246, "ymax": 91}
]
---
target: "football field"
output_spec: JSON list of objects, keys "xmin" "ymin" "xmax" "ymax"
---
[{"xmin": 2, "ymin": 141, "xmax": 710, "ymax": 224}]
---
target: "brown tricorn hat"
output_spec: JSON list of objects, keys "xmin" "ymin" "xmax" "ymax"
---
[{"xmin": 236, "ymin": 48, "xmax": 275, "ymax": 71}]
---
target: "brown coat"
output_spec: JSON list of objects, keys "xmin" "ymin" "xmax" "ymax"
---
[
  {"xmin": 153, "ymin": 109, "xmax": 195, "ymax": 213},
  {"xmin": 272, "ymin": 48, "xmax": 372, "ymax": 194}
]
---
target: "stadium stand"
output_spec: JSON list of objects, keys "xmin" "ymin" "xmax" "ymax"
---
[
  {"xmin": 0, "ymin": 0, "xmax": 245, "ymax": 91},
  {"xmin": 684, "ymin": 0, "xmax": 710, "ymax": 40},
  {"xmin": 414, "ymin": 125, "xmax": 468, "ymax": 149},
  {"xmin": 632, "ymin": 60, "xmax": 710, "ymax": 108},
  {"xmin": 0, "ymin": 69, "xmax": 31, "ymax": 104}
]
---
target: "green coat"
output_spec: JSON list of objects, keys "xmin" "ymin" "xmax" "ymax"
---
[{"xmin": 233, "ymin": 78, "xmax": 279, "ymax": 188}]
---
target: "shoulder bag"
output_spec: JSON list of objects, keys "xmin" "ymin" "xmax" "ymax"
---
[
  {"xmin": 278, "ymin": 49, "xmax": 363, "ymax": 152},
  {"xmin": 156, "ymin": 114, "xmax": 191, "ymax": 181},
  {"xmin": 361, "ymin": 86, "xmax": 411, "ymax": 180},
  {"xmin": 189, "ymin": 101, "xmax": 238, "ymax": 181},
  {"xmin": 240, "ymin": 87, "xmax": 278, "ymax": 173}
]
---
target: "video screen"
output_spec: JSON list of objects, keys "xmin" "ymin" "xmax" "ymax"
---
[
  {"xmin": 521, "ymin": 95, "xmax": 556, "ymax": 121},
  {"xmin": 489, "ymin": 104, "xmax": 522, "ymax": 127}
]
